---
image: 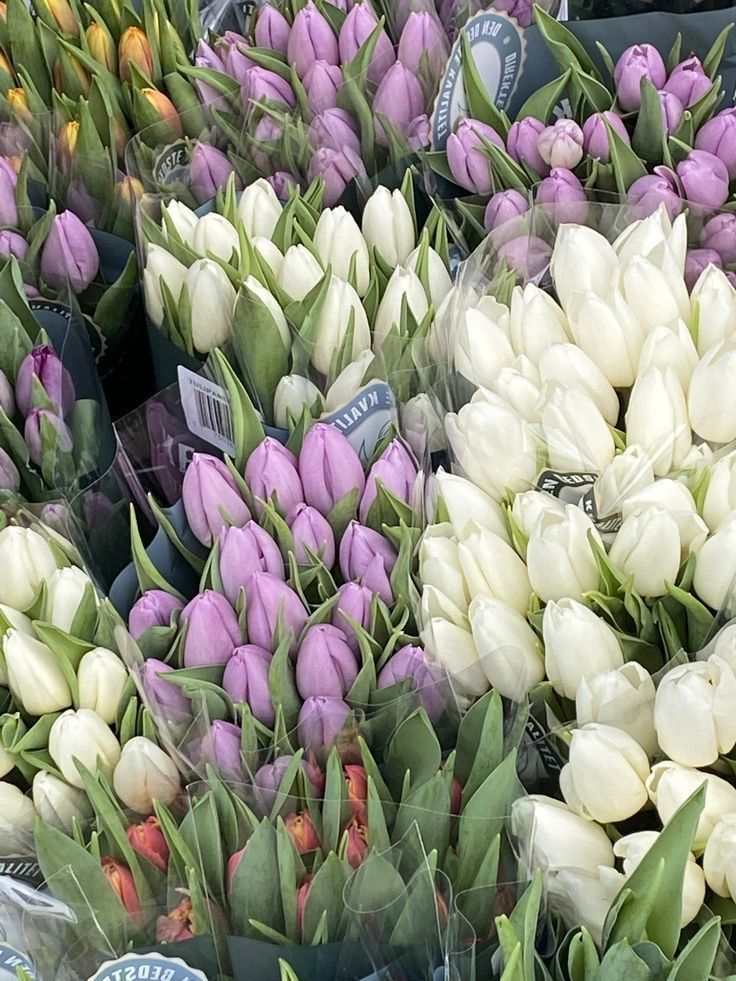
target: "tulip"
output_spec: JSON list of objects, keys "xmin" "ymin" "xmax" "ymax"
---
[
  {"xmin": 245, "ymin": 572, "xmax": 308, "ymax": 655},
  {"xmin": 457, "ymin": 525, "xmax": 531, "ymax": 615},
  {"xmin": 331, "ymin": 582, "xmax": 373, "ymax": 652},
  {"xmin": 296, "ymin": 623, "xmax": 358, "ymax": 699},
  {"xmin": 510, "ymin": 794, "xmax": 615, "ymax": 872},
  {"xmin": 701, "ymin": 212, "xmax": 736, "ymax": 264},
  {"xmin": 400, "ymin": 392, "xmax": 445, "ymax": 459},
  {"xmin": 507, "ymin": 116, "xmax": 548, "ymax": 175},
  {"xmin": 608, "ymin": 506, "xmax": 687, "ymax": 598},
  {"xmin": 694, "ymin": 513, "xmax": 736, "ymax": 611},
  {"xmin": 49, "ymin": 709, "xmax": 121, "ymax": 789},
  {"xmin": 542, "ymin": 599, "xmax": 625, "ymax": 701},
  {"xmin": 360, "ymin": 440, "xmax": 417, "ymax": 522},
  {"xmin": 665, "ymin": 56, "xmax": 712, "ymax": 108},
  {"xmin": 0, "ymin": 230, "xmax": 27, "ymax": 262},
  {"xmin": 702, "ymin": 451, "xmax": 736, "ymax": 531},
  {"xmin": 704, "ymin": 814, "xmax": 736, "ymax": 901},
  {"xmin": 0, "ymin": 781, "xmax": 36, "ymax": 835},
  {"xmin": 677, "ymin": 150, "xmax": 730, "ymax": 209},
  {"xmin": 251, "ymin": 111, "xmax": 283, "ymax": 175},
  {"xmin": 538, "ymin": 120, "xmax": 584, "ymax": 170},
  {"xmin": 274, "ymin": 375, "xmax": 323, "ymax": 429},
  {"xmin": 255, "ymin": 5, "xmax": 291, "ymax": 54},
  {"xmin": 156, "ymin": 898, "xmax": 196, "ymax": 943},
  {"xmin": 86, "ymin": 21, "xmax": 116, "ymax": 71},
  {"xmin": 538, "ymin": 344, "xmax": 619, "ymax": 426},
  {"xmin": 113, "ymin": 738, "xmax": 181, "ymax": 814},
  {"xmin": 627, "ymin": 166, "xmax": 684, "ymax": 221},
  {"xmin": 102, "ymin": 858, "xmax": 141, "ymax": 919},
  {"xmin": 582, "ymin": 111, "xmax": 630, "ymax": 163},
  {"xmin": 143, "ymin": 245, "xmax": 188, "ymax": 327},
  {"xmin": 288, "ymin": 503, "xmax": 336, "ymax": 567},
  {"xmin": 313, "ymin": 206, "xmax": 369, "ymax": 296},
  {"xmin": 626, "ymin": 366, "xmax": 691, "ymax": 476},
  {"xmin": 298, "ymin": 695, "xmax": 350, "ymax": 752},
  {"xmin": 32, "ymin": 771, "xmax": 91, "ymax": 833},
  {"xmin": 420, "ymin": 527, "xmax": 468, "ymax": 614},
  {"xmin": 47, "ymin": 0, "xmax": 78, "ymax": 34},
  {"xmin": 691, "ymin": 264, "xmax": 736, "ymax": 355},
  {"xmin": 345, "ymin": 821, "xmax": 369, "ymax": 868},
  {"xmin": 288, "ymin": 2, "xmax": 338, "ymax": 77},
  {"xmin": 307, "ymin": 146, "xmax": 367, "ymax": 206},
  {"xmin": 220, "ymin": 32, "xmax": 254, "ymax": 83},
  {"xmin": 647, "ymin": 761, "xmax": 736, "ymax": 850},
  {"xmin": 40, "ymin": 211, "xmax": 99, "ymax": 293},
  {"xmin": 686, "ymin": 249, "xmax": 722, "ymax": 291},
  {"xmin": 377, "ymin": 644, "xmax": 445, "ymax": 720},
  {"xmin": 24, "ymin": 408, "xmax": 73, "ymax": 468},
  {"xmin": 561, "ymin": 724, "xmax": 649, "ymax": 823},
  {"xmin": 372, "ymin": 61, "xmax": 425, "ymax": 146},
  {"xmin": 277, "ymin": 244, "xmax": 325, "ymax": 302},
  {"xmin": 0, "ymin": 448, "xmax": 19, "ymax": 492},
  {"xmin": 508, "ymin": 283, "xmax": 568, "ymax": 362},
  {"xmin": 615, "ymin": 831, "xmax": 703, "ymax": 927},
  {"xmin": 6, "ymin": 88, "xmax": 28, "ymax": 127},
  {"xmin": 241, "ymin": 277, "xmax": 291, "ymax": 357},
  {"xmin": 296, "ymin": 876, "xmax": 312, "ymax": 937},
  {"xmin": 182, "ymin": 453, "xmax": 251, "ymax": 547},
  {"xmin": 694, "ymin": 108, "xmax": 736, "ymax": 180},
  {"xmin": 566, "ymin": 289, "xmax": 645, "ymax": 388},
  {"xmin": 254, "ymin": 754, "xmax": 324, "ymax": 811},
  {"xmin": 308, "ymin": 107, "xmax": 360, "ymax": 156},
  {"xmin": 252, "ymin": 237, "xmax": 284, "ymax": 278},
  {"xmin": 303, "ymin": 60, "xmax": 342, "ymax": 112},
  {"xmin": 0, "ymin": 369, "xmax": 13, "ymax": 418},
  {"xmin": 536, "ymin": 167, "xmax": 587, "ymax": 225},
  {"xmin": 405, "ymin": 245, "xmax": 453, "ymax": 310},
  {"xmin": 373, "ymin": 267, "xmax": 428, "ymax": 351},
  {"xmin": 285, "ymin": 810, "xmax": 322, "ymax": 853},
  {"xmin": 299, "ymin": 423, "xmax": 365, "ymax": 515},
  {"xmin": 44, "ymin": 566, "xmax": 95, "ymax": 635},
  {"xmin": 324, "ymin": 350, "xmax": 375, "ymax": 412},
  {"xmin": 653, "ymin": 91, "xmax": 683, "ymax": 138},
  {"xmin": 313, "ymin": 276, "xmax": 370, "ymax": 375},
  {"xmin": 361, "ymin": 186, "xmax": 415, "ymax": 267},
  {"xmin": 244, "ymin": 438, "xmax": 304, "ymax": 517},
  {"xmin": 576, "ymin": 661, "xmax": 657, "ymax": 757},
  {"xmin": 76, "ymin": 647, "xmax": 128, "ymax": 725},
  {"xmin": 242, "ymin": 66, "xmax": 295, "ymax": 108},
  {"xmin": 526, "ymin": 505, "xmax": 602, "ymax": 604},
  {"xmin": 187, "ymin": 258, "xmax": 237, "ymax": 352},
  {"xmin": 446, "ymin": 118, "xmax": 503, "ymax": 194},
  {"xmin": 190, "ymin": 144, "xmax": 237, "ymax": 205},
  {"xmin": 398, "ymin": 12, "xmax": 448, "ymax": 75},
  {"xmin": 140, "ymin": 658, "xmax": 191, "ymax": 723},
  {"xmin": 341, "ymin": 764, "xmax": 368, "ymax": 824},
  {"xmin": 338, "ymin": 4, "xmax": 396, "ymax": 85},
  {"xmin": 638, "ymin": 322, "xmax": 698, "ymax": 393},
  {"xmin": 340, "ymin": 521, "xmax": 397, "ymax": 605},
  {"xmin": 129, "ymin": 591, "xmax": 184, "ymax": 640},
  {"xmin": 689, "ymin": 340, "xmax": 736, "ymax": 444},
  {"xmin": 542, "ymin": 385, "xmax": 616, "ymax": 473},
  {"xmin": 199, "ymin": 720, "xmax": 242, "ymax": 777},
  {"xmin": 222, "ymin": 644, "xmax": 274, "ymax": 726},
  {"xmin": 420, "ymin": 617, "xmax": 488, "ymax": 698},
  {"xmin": 118, "ymin": 26, "xmax": 153, "ymax": 83},
  {"xmin": 219, "ymin": 522, "xmax": 284, "ymax": 608},
  {"xmin": 16, "ymin": 345, "xmax": 75, "ymax": 419},
  {"xmin": 181, "ymin": 591, "xmax": 241, "ymax": 668},
  {"xmin": 550, "ymin": 223, "xmax": 619, "ymax": 314},
  {"xmin": 3, "ymin": 630, "xmax": 72, "ymax": 716},
  {"xmin": 128, "ymin": 816, "xmax": 169, "ymax": 873},
  {"xmin": 614, "ymin": 43, "xmax": 667, "ymax": 111},
  {"xmin": 435, "ymin": 469, "xmax": 509, "ymax": 544},
  {"xmin": 469, "ymin": 595, "xmax": 544, "ymax": 701},
  {"xmin": 238, "ymin": 179, "xmax": 283, "ymax": 239},
  {"xmin": 0, "ymin": 526, "xmax": 58, "ymax": 609},
  {"xmin": 483, "ymin": 189, "xmax": 529, "ymax": 237}
]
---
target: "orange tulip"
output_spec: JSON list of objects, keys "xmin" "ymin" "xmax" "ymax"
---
[
  {"xmin": 344, "ymin": 764, "xmax": 368, "ymax": 824},
  {"xmin": 127, "ymin": 816, "xmax": 169, "ymax": 873},
  {"xmin": 48, "ymin": 0, "xmax": 78, "ymax": 36},
  {"xmin": 284, "ymin": 811, "xmax": 321, "ymax": 854},
  {"xmin": 296, "ymin": 875, "xmax": 313, "ymax": 940},
  {"xmin": 141, "ymin": 89, "xmax": 183, "ymax": 137},
  {"xmin": 118, "ymin": 27, "xmax": 154, "ymax": 84},
  {"xmin": 7, "ymin": 88, "xmax": 30, "ymax": 122},
  {"xmin": 101, "ymin": 857, "xmax": 142, "ymax": 920},
  {"xmin": 86, "ymin": 22, "xmax": 117, "ymax": 73}
]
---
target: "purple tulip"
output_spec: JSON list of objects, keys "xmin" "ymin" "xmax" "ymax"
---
[
  {"xmin": 307, "ymin": 146, "xmax": 367, "ymax": 206},
  {"xmin": 685, "ymin": 248, "xmax": 722, "ymax": 290},
  {"xmin": 537, "ymin": 119, "xmax": 584, "ymax": 170},
  {"xmin": 492, "ymin": 0, "xmax": 534, "ymax": 26},
  {"xmin": 254, "ymin": 753, "xmax": 324, "ymax": 809},
  {"xmin": 200, "ymin": 720, "xmax": 242, "ymax": 778},
  {"xmin": 658, "ymin": 91, "xmax": 684, "ymax": 136},
  {"xmin": 0, "ymin": 157, "xmax": 17, "ymax": 227},
  {"xmin": 244, "ymin": 438, "xmax": 304, "ymax": 517},
  {"xmin": 695, "ymin": 109, "xmax": 736, "ymax": 180},
  {"xmin": 190, "ymin": 143, "xmax": 238, "ymax": 205},
  {"xmin": 446, "ymin": 118, "xmax": 503, "ymax": 194},
  {"xmin": 128, "ymin": 590, "xmax": 184, "ymax": 640},
  {"xmin": 140, "ymin": 658, "xmax": 191, "ymax": 723},
  {"xmin": 251, "ymin": 115, "xmax": 283, "ymax": 173},
  {"xmin": 296, "ymin": 623, "xmax": 358, "ymax": 699},
  {"xmin": 627, "ymin": 166, "xmax": 683, "ymax": 220},
  {"xmin": 297, "ymin": 695, "xmax": 351, "ymax": 752},
  {"xmin": 331, "ymin": 582, "xmax": 373, "ymax": 652},
  {"xmin": 0, "ymin": 230, "xmax": 27, "ymax": 260},
  {"xmin": 24, "ymin": 285, "xmax": 39, "ymax": 299},
  {"xmin": 503, "ymin": 120, "xmax": 545, "ymax": 180},
  {"xmin": 195, "ymin": 39, "xmax": 228, "ymax": 109},
  {"xmin": 83, "ymin": 491, "xmax": 113, "ymax": 529},
  {"xmin": 223, "ymin": 644, "xmax": 274, "ymax": 726},
  {"xmin": 614, "ymin": 43, "xmax": 667, "ymax": 112},
  {"xmin": 64, "ymin": 183, "xmax": 100, "ymax": 226},
  {"xmin": 339, "ymin": 521, "xmax": 397, "ymax": 604},
  {"xmin": 359, "ymin": 439, "xmax": 417, "ymax": 522},
  {"xmin": 407, "ymin": 113, "xmax": 431, "ymax": 151},
  {"xmin": 677, "ymin": 150, "xmax": 730, "ymax": 210},
  {"xmin": 581, "ymin": 111, "xmax": 629, "ymax": 164},
  {"xmin": 338, "ymin": 4, "xmax": 396, "ymax": 85},
  {"xmin": 397, "ymin": 11, "xmax": 449, "ymax": 76},
  {"xmin": 497, "ymin": 235, "xmax": 552, "ymax": 279},
  {"xmin": 245, "ymin": 571, "xmax": 308, "ymax": 656},
  {"xmin": 372, "ymin": 61, "xmax": 425, "ymax": 147},
  {"xmin": 40, "ymin": 503, "xmax": 68, "ymax": 535},
  {"xmin": 40, "ymin": 211, "xmax": 100, "ymax": 293},
  {"xmin": 308, "ymin": 107, "xmax": 361, "ymax": 156},
  {"xmin": 303, "ymin": 60, "xmax": 343, "ymax": 112},
  {"xmin": 16, "ymin": 345, "xmax": 75, "ymax": 419},
  {"xmin": 287, "ymin": 503, "xmax": 336, "ymax": 567},
  {"xmin": 182, "ymin": 453, "xmax": 251, "ymax": 546},
  {"xmin": 219, "ymin": 33, "xmax": 254, "ymax": 85},
  {"xmin": 395, "ymin": 0, "xmax": 440, "ymax": 31},
  {"xmin": 299, "ymin": 423, "xmax": 366, "ymax": 516},
  {"xmin": 0, "ymin": 447, "xmax": 19, "ymax": 492},
  {"xmin": 242, "ymin": 67, "xmax": 296, "ymax": 110},
  {"xmin": 180, "ymin": 590, "xmax": 242, "ymax": 668},
  {"xmin": 24, "ymin": 409, "xmax": 72, "ymax": 466},
  {"xmin": 218, "ymin": 522, "xmax": 285, "ymax": 607},
  {"xmin": 255, "ymin": 5, "xmax": 291, "ymax": 55},
  {"xmin": 268, "ymin": 171, "xmax": 299, "ymax": 199},
  {"xmin": 288, "ymin": 2, "xmax": 339, "ymax": 77},
  {"xmin": 701, "ymin": 213, "xmax": 736, "ymax": 264},
  {"xmin": 535, "ymin": 167, "xmax": 588, "ymax": 224},
  {"xmin": 484, "ymin": 188, "xmax": 530, "ymax": 238},
  {"xmin": 0, "ymin": 369, "xmax": 14, "ymax": 417},
  {"xmin": 377, "ymin": 644, "xmax": 446, "ymax": 721},
  {"xmin": 664, "ymin": 57, "xmax": 712, "ymax": 109}
]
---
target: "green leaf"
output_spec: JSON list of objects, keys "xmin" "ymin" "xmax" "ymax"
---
[
  {"xmin": 230, "ymin": 819, "xmax": 284, "ymax": 937},
  {"xmin": 704, "ymin": 23, "xmax": 733, "ymax": 80},
  {"xmin": 460, "ymin": 29, "xmax": 509, "ymax": 138},
  {"xmin": 516, "ymin": 69, "xmax": 572, "ymax": 124},
  {"xmin": 302, "ymin": 851, "xmax": 349, "ymax": 943},
  {"xmin": 667, "ymin": 915, "xmax": 720, "ymax": 980},
  {"xmin": 383, "ymin": 709, "xmax": 442, "ymax": 798},
  {"xmin": 535, "ymin": 6, "xmax": 603, "ymax": 81},
  {"xmin": 320, "ymin": 747, "xmax": 348, "ymax": 855}
]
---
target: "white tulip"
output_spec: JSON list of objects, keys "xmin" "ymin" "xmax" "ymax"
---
[
  {"xmin": 458, "ymin": 526, "xmax": 531, "ymax": 614},
  {"xmin": 237, "ymin": 178, "xmax": 282, "ymax": 239},
  {"xmin": 626, "ymin": 367, "xmax": 691, "ymax": 477},
  {"xmin": 543, "ymin": 598, "xmax": 625, "ymax": 700},
  {"xmin": 711, "ymin": 621, "xmax": 736, "ymax": 668},
  {"xmin": 550, "ymin": 224, "xmax": 620, "ymax": 315},
  {"xmin": 693, "ymin": 513, "xmax": 736, "ymax": 611},
  {"xmin": 419, "ymin": 527, "xmax": 468, "ymax": 613},
  {"xmin": 647, "ymin": 760, "xmax": 736, "ymax": 849},
  {"xmin": 608, "ymin": 506, "xmax": 684, "ymax": 598},
  {"xmin": 702, "ymin": 451, "xmax": 736, "ymax": 531},
  {"xmin": 252, "ymin": 236, "xmax": 284, "ymax": 277},
  {"xmin": 576, "ymin": 661, "xmax": 658, "ymax": 756},
  {"xmin": 614, "ymin": 207, "xmax": 687, "ymax": 280},
  {"xmin": 162, "ymin": 200, "xmax": 198, "ymax": 244},
  {"xmin": 277, "ymin": 245, "xmax": 324, "ymax": 302},
  {"xmin": 540, "ymin": 385, "xmax": 615, "ymax": 473},
  {"xmin": 510, "ymin": 793, "xmax": 615, "ymax": 872},
  {"xmin": 490, "ymin": 361, "xmax": 542, "ymax": 423},
  {"xmin": 445, "ymin": 394, "xmax": 538, "ymax": 503},
  {"xmin": 560, "ymin": 723, "xmax": 650, "ymax": 822},
  {"xmin": 623, "ymin": 255, "xmax": 689, "ymax": 332},
  {"xmin": 242, "ymin": 276, "xmax": 291, "ymax": 351},
  {"xmin": 691, "ymin": 265, "xmax": 736, "ymax": 356},
  {"xmin": 620, "ymin": 481, "xmax": 708, "ymax": 556},
  {"xmin": 313, "ymin": 276, "xmax": 370, "ymax": 375},
  {"xmin": 539, "ymin": 343, "xmax": 620, "ymax": 425},
  {"xmin": 44, "ymin": 566, "xmax": 96, "ymax": 634},
  {"xmin": 435, "ymin": 468, "xmax": 510, "ymax": 544},
  {"xmin": 568, "ymin": 289, "xmax": 645, "ymax": 388},
  {"xmin": 313, "ymin": 206, "xmax": 370, "ymax": 295},
  {"xmin": 510, "ymin": 490, "xmax": 566, "ymax": 539},
  {"xmin": 405, "ymin": 245, "xmax": 453, "ymax": 310},
  {"xmin": 469, "ymin": 595, "xmax": 545, "ymax": 701},
  {"xmin": 187, "ymin": 258, "xmax": 236, "ymax": 352},
  {"xmin": 419, "ymin": 584, "xmax": 468, "ymax": 629},
  {"xmin": 273, "ymin": 375, "xmax": 323, "ymax": 429},
  {"xmin": 689, "ymin": 340, "xmax": 736, "ymax": 444},
  {"xmin": 509, "ymin": 284, "xmax": 569, "ymax": 361},
  {"xmin": 324, "ymin": 350, "xmax": 375, "ymax": 412},
  {"xmin": 477, "ymin": 294, "xmax": 512, "ymax": 332},
  {"xmin": 4, "ymin": 630, "xmax": 72, "ymax": 716},
  {"xmin": 594, "ymin": 446, "xmax": 654, "ymax": 518},
  {"xmin": 77, "ymin": 647, "xmax": 129, "ymax": 725},
  {"xmin": 373, "ymin": 267, "xmax": 429, "ymax": 352},
  {"xmin": 0, "ymin": 527, "xmax": 58, "ymax": 610},
  {"xmin": 420, "ymin": 617, "xmax": 488, "ymax": 698},
  {"xmin": 545, "ymin": 866, "xmax": 622, "ymax": 947},
  {"xmin": 453, "ymin": 308, "xmax": 514, "ymax": 388},
  {"xmin": 112, "ymin": 736, "xmax": 181, "ymax": 815},
  {"xmin": 49, "ymin": 709, "xmax": 121, "ymax": 790},
  {"xmin": 142, "ymin": 245, "xmax": 188, "ymax": 328},
  {"xmin": 191, "ymin": 212, "xmax": 239, "ymax": 263},
  {"xmin": 32, "ymin": 771, "xmax": 92, "ymax": 833},
  {"xmin": 654, "ymin": 657, "xmax": 736, "ymax": 767},
  {"xmin": 526, "ymin": 504, "xmax": 602, "ymax": 603},
  {"xmin": 615, "ymin": 830, "xmax": 704, "ymax": 927},
  {"xmin": 0, "ymin": 603, "xmax": 34, "ymax": 686},
  {"xmin": 400, "ymin": 393, "xmax": 445, "ymax": 459},
  {"xmin": 361, "ymin": 186, "xmax": 414, "ymax": 266},
  {"xmin": 0, "ymin": 782, "xmax": 36, "ymax": 834},
  {"xmin": 704, "ymin": 814, "xmax": 736, "ymax": 900},
  {"xmin": 637, "ymin": 322, "xmax": 698, "ymax": 393}
]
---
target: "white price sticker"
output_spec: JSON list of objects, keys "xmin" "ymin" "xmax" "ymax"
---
[{"xmin": 178, "ymin": 366, "xmax": 236, "ymax": 457}]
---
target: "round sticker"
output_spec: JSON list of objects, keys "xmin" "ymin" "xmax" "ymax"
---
[
  {"xmin": 87, "ymin": 952, "xmax": 208, "ymax": 981},
  {"xmin": 0, "ymin": 943, "xmax": 35, "ymax": 979}
]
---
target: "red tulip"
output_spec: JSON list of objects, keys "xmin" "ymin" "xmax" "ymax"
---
[
  {"xmin": 344, "ymin": 764, "xmax": 368, "ymax": 824},
  {"xmin": 102, "ymin": 857, "xmax": 142, "ymax": 921},
  {"xmin": 345, "ymin": 821, "xmax": 369, "ymax": 869},
  {"xmin": 296, "ymin": 875, "xmax": 313, "ymax": 940},
  {"xmin": 156, "ymin": 897, "xmax": 195, "ymax": 943},
  {"xmin": 127, "ymin": 816, "xmax": 169, "ymax": 873},
  {"xmin": 284, "ymin": 811, "xmax": 321, "ymax": 854},
  {"xmin": 227, "ymin": 848, "xmax": 244, "ymax": 895}
]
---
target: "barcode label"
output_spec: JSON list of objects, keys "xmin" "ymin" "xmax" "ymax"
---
[{"xmin": 178, "ymin": 367, "xmax": 236, "ymax": 457}]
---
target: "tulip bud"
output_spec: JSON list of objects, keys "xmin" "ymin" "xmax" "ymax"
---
[
  {"xmin": 0, "ymin": 369, "xmax": 13, "ymax": 418},
  {"xmin": 446, "ymin": 118, "xmax": 503, "ymax": 194},
  {"xmin": 200, "ymin": 720, "xmax": 242, "ymax": 777},
  {"xmin": 49, "ymin": 709, "xmax": 121, "ymax": 789},
  {"xmin": 277, "ymin": 244, "xmax": 325, "ymax": 302},
  {"xmin": 297, "ymin": 695, "xmax": 350, "ymax": 752},
  {"xmin": 0, "ymin": 447, "xmax": 18, "ymax": 492},
  {"xmin": 313, "ymin": 275, "xmax": 370, "ymax": 375},
  {"xmin": 129, "ymin": 590, "xmax": 184, "ymax": 640},
  {"xmin": 288, "ymin": 503, "xmax": 336, "ymax": 567},
  {"xmin": 324, "ymin": 350, "xmax": 375, "ymax": 413},
  {"xmin": 561, "ymin": 723, "xmax": 649, "ymax": 823},
  {"xmin": 238, "ymin": 179, "xmax": 283, "ymax": 240},
  {"xmin": 181, "ymin": 590, "xmax": 241, "ymax": 668},
  {"xmin": 218, "ymin": 522, "xmax": 284, "ymax": 607},
  {"xmin": 313, "ymin": 206, "xmax": 370, "ymax": 297},
  {"xmin": 577, "ymin": 661, "xmax": 658, "ymax": 757},
  {"xmin": 273, "ymin": 375, "xmax": 322, "ymax": 429},
  {"xmin": 702, "ymin": 451, "xmax": 736, "ymax": 531},
  {"xmin": 469, "ymin": 595, "xmax": 545, "ymax": 701},
  {"xmin": 704, "ymin": 815, "xmax": 736, "ymax": 902},
  {"xmin": 24, "ymin": 407, "xmax": 73, "ymax": 468},
  {"xmin": 542, "ymin": 598, "xmax": 625, "ymax": 701},
  {"xmin": 542, "ymin": 384, "xmax": 616, "ymax": 473},
  {"xmin": 128, "ymin": 815, "xmax": 169, "ymax": 873},
  {"xmin": 285, "ymin": 810, "xmax": 322, "ymax": 852},
  {"xmin": 245, "ymin": 572, "xmax": 308, "ymax": 656},
  {"xmin": 4, "ymin": 629, "xmax": 72, "ymax": 715},
  {"xmin": 615, "ymin": 831, "xmax": 704, "ymax": 927},
  {"xmin": 647, "ymin": 760, "xmax": 736, "ymax": 850},
  {"xmin": 361, "ymin": 186, "xmax": 415, "ymax": 266},
  {"xmin": 359, "ymin": 439, "xmax": 417, "ymax": 523},
  {"xmin": 7, "ymin": 88, "xmax": 29, "ymax": 125},
  {"xmin": 76, "ymin": 647, "xmax": 128, "ymax": 725},
  {"xmin": 118, "ymin": 26, "xmax": 153, "ymax": 83},
  {"xmin": 182, "ymin": 453, "xmax": 251, "ymax": 546},
  {"xmin": 372, "ymin": 61, "xmax": 425, "ymax": 147},
  {"xmin": 140, "ymin": 657, "xmax": 191, "ymax": 724},
  {"xmin": 511, "ymin": 793, "xmax": 615, "ymax": 872},
  {"xmin": 694, "ymin": 108, "xmax": 736, "ymax": 180},
  {"xmin": 331, "ymin": 581, "xmax": 373, "ymax": 653},
  {"xmin": 627, "ymin": 166, "xmax": 684, "ymax": 221},
  {"xmin": 702, "ymin": 213, "xmax": 736, "ymax": 265},
  {"xmin": 582, "ymin": 111, "xmax": 629, "ymax": 163},
  {"xmin": 435, "ymin": 468, "xmax": 509, "ymax": 544},
  {"xmin": 536, "ymin": 167, "xmax": 588, "ymax": 225},
  {"xmin": 244, "ymin": 438, "xmax": 304, "ymax": 517},
  {"xmin": 113, "ymin": 738, "xmax": 181, "ymax": 815},
  {"xmin": 420, "ymin": 527, "xmax": 468, "ymax": 615},
  {"xmin": 308, "ymin": 145, "xmax": 368, "ymax": 207},
  {"xmin": 526, "ymin": 505, "xmax": 602, "ymax": 604},
  {"xmin": 664, "ymin": 56, "xmax": 712, "ymax": 108},
  {"xmin": 614, "ymin": 43, "xmax": 666, "ymax": 111},
  {"xmin": 102, "ymin": 858, "xmax": 142, "ymax": 919},
  {"xmin": 694, "ymin": 513, "xmax": 736, "ymax": 611},
  {"xmin": 677, "ymin": 150, "xmax": 730, "ymax": 209},
  {"xmin": 345, "ymin": 821, "xmax": 369, "ymax": 868},
  {"xmin": 338, "ymin": 4, "xmax": 396, "ymax": 85},
  {"xmin": 686, "ymin": 248, "xmax": 723, "ymax": 292},
  {"xmin": 296, "ymin": 623, "xmax": 358, "ymax": 699},
  {"xmin": 140, "ymin": 88, "xmax": 183, "ymax": 137},
  {"xmin": 242, "ymin": 66, "xmax": 296, "ymax": 109},
  {"xmin": 566, "ymin": 289, "xmax": 645, "ymax": 388},
  {"xmin": 255, "ymin": 5, "xmax": 291, "ymax": 54},
  {"xmin": 498, "ymin": 234, "xmax": 552, "ymax": 280},
  {"xmin": 377, "ymin": 644, "xmax": 445, "ymax": 721},
  {"xmin": 303, "ymin": 59, "xmax": 343, "ymax": 112},
  {"xmin": 222, "ymin": 644, "xmax": 274, "ymax": 726},
  {"xmin": 405, "ymin": 245, "xmax": 452, "ymax": 310},
  {"xmin": 142, "ymin": 244, "xmax": 188, "ymax": 327},
  {"xmin": 0, "ymin": 525, "xmax": 58, "ymax": 609},
  {"xmin": 298, "ymin": 423, "xmax": 365, "ymax": 516},
  {"xmin": 309, "ymin": 107, "xmax": 361, "ymax": 157},
  {"xmin": 420, "ymin": 617, "xmax": 488, "ymax": 698},
  {"xmin": 689, "ymin": 340, "xmax": 736, "ymax": 445},
  {"xmin": 538, "ymin": 344, "xmax": 619, "ymax": 426},
  {"xmin": 398, "ymin": 11, "xmax": 448, "ymax": 76},
  {"xmin": 252, "ymin": 237, "xmax": 284, "ymax": 277},
  {"xmin": 254, "ymin": 754, "xmax": 324, "ymax": 811},
  {"xmin": 457, "ymin": 525, "xmax": 530, "ymax": 615},
  {"xmin": 86, "ymin": 22, "xmax": 116, "ymax": 72},
  {"xmin": 48, "ymin": 0, "xmax": 78, "ymax": 34},
  {"xmin": 44, "ymin": 566, "xmax": 95, "ymax": 634},
  {"xmin": 340, "ymin": 521, "xmax": 397, "ymax": 604},
  {"xmin": 483, "ymin": 188, "xmax": 529, "ymax": 237},
  {"xmin": 287, "ymin": 2, "xmax": 338, "ymax": 78},
  {"xmin": 0, "ymin": 781, "xmax": 36, "ymax": 834},
  {"xmin": 507, "ymin": 116, "xmax": 548, "ymax": 175},
  {"xmin": 188, "ymin": 258, "xmax": 237, "ymax": 352},
  {"xmin": 40, "ymin": 211, "xmax": 100, "ymax": 293},
  {"xmin": 538, "ymin": 119, "xmax": 584, "ymax": 169},
  {"xmin": 32, "ymin": 771, "xmax": 92, "ymax": 833},
  {"xmin": 191, "ymin": 213, "xmax": 239, "ymax": 265}
]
